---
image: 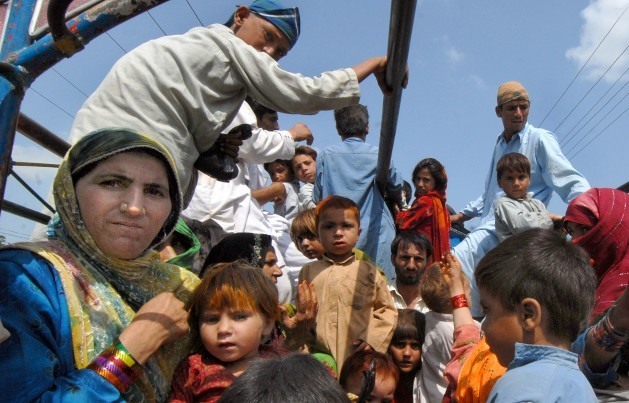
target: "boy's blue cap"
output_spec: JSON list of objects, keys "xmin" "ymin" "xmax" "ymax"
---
[{"xmin": 226, "ymin": 0, "xmax": 301, "ymax": 49}]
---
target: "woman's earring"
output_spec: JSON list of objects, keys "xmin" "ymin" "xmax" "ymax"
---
[{"xmin": 120, "ymin": 202, "xmax": 128, "ymax": 212}]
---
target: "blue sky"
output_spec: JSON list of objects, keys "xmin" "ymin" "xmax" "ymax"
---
[{"xmin": 2, "ymin": 0, "xmax": 628, "ymax": 242}]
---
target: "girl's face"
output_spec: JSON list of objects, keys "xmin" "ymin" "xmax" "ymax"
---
[
  {"xmin": 388, "ymin": 338, "xmax": 422, "ymax": 374},
  {"xmin": 413, "ymin": 168, "xmax": 436, "ymax": 198},
  {"xmin": 199, "ymin": 307, "xmax": 273, "ymax": 365},
  {"xmin": 267, "ymin": 161, "xmax": 294, "ymax": 183}
]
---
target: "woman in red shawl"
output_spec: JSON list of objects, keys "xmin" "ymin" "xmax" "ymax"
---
[
  {"xmin": 564, "ymin": 188, "xmax": 629, "ymax": 319},
  {"xmin": 396, "ymin": 158, "xmax": 451, "ymax": 262}
]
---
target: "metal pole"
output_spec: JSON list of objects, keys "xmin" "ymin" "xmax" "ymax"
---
[
  {"xmin": 17, "ymin": 113, "xmax": 70, "ymax": 157},
  {"xmin": 1, "ymin": 200, "xmax": 51, "ymax": 224},
  {"xmin": 375, "ymin": 0, "xmax": 417, "ymax": 195}
]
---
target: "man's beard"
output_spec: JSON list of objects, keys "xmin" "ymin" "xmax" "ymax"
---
[{"xmin": 396, "ymin": 271, "xmax": 420, "ymax": 285}]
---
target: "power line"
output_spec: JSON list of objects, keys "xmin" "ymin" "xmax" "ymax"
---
[
  {"xmin": 106, "ymin": 32, "xmax": 127, "ymax": 54},
  {"xmin": 0, "ymin": 227, "xmax": 31, "ymax": 240},
  {"xmin": 561, "ymin": 67, "xmax": 629, "ymax": 148},
  {"xmin": 565, "ymin": 87, "xmax": 629, "ymax": 157},
  {"xmin": 29, "ymin": 87, "xmax": 75, "ymax": 119},
  {"xmin": 147, "ymin": 10, "xmax": 167, "ymax": 36},
  {"xmin": 51, "ymin": 67, "xmax": 89, "ymax": 98},
  {"xmin": 539, "ymin": 4, "xmax": 629, "ymax": 127},
  {"xmin": 568, "ymin": 101, "xmax": 629, "ymax": 159},
  {"xmin": 553, "ymin": 40, "xmax": 629, "ymax": 135},
  {"xmin": 185, "ymin": 0, "xmax": 204, "ymax": 26}
]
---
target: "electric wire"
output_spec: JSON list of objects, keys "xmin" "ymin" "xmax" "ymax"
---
[
  {"xmin": 29, "ymin": 87, "xmax": 75, "ymax": 119},
  {"xmin": 561, "ymin": 68, "xmax": 629, "ymax": 148},
  {"xmin": 552, "ymin": 40, "xmax": 629, "ymax": 135},
  {"xmin": 51, "ymin": 67, "xmax": 89, "ymax": 98},
  {"xmin": 106, "ymin": 32, "xmax": 127, "ymax": 53},
  {"xmin": 185, "ymin": 0, "xmax": 204, "ymax": 26},
  {"xmin": 0, "ymin": 228, "xmax": 31, "ymax": 241},
  {"xmin": 539, "ymin": 4, "xmax": 629, "ymax": 127},
  {"xmin": 565, "ymin": 87, "xmax": 629, "ymax": 158},
  {"xmin": 147, "ymin": 10, "xmax": 167, "ymax": 36},
  {"xmin": 568, "ymin": 101, "xmax": 629, "ymax": 159}
]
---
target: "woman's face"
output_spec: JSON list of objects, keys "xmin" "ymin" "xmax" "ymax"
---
[
  {"xmin": 262, "ymin": 248, "xmax": 283, "ymax": 283},
  {"xmin": 75, "ymin": 151, "xmax": 173, "ymax": 259},
  {"xmin": 413, "ymin": 168, "xmax": 436, "ymax": 197}
]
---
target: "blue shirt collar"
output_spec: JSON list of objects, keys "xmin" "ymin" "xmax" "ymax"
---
[{"xmin": 508, "ymin": 343, "xmax": 579, "ymax": 371}]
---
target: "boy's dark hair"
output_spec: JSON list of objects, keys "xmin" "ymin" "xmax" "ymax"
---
[
  {"xmin": 411, "ymin": 158, "xmax": 447, "ymax": 192},
  {"xmin": 475, "ymin": 228, "xmax": 597, "ymax": 342},
  {"xmin": 391, "ymin": 309, "xmax": 426, "ymax": 346},
  {"xmin": 390, "ymin": 230, "xmax": 433, "ymax": 260},
  {"xmin": 293, "ymin": 145, "xmax": 317, "ymax": 161},
  {"xmin": 246, "ymin": 96, "xmax": 277, "ymax": 121},
  {"xmin": 219, "ymin": 353, "xmax": 349, "ymax": 403},
  {"xmin": 496, "ymin": 152, "xmax": 530, "ymax": 181},
  {"xmin": 263, "ymin": 159, "xmax": 294, "ymax": 177},
  {"xmin": 334, "ymin": 104, "xmax": 369, "ymax": 138}
]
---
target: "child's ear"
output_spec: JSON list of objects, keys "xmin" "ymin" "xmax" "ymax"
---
[{"xmin": 516, "ymin": 297, "xmax": 542, "ymax": 332}]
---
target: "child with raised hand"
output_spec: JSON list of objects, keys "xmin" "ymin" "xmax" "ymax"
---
[
  {"xmin": 476, "ymin": 229, "xmax": 597, "ymax": 402},
  {"xmin": 168, "ymin": 262, "xmax": 282, "ymax": 402},
  {"xmin": 291, "ymin": 146, "xmax": 318, "ymax": 211},
  {"xmin": 388, "ymin": 309, "xmax": 426, "ymax": 403},
  {"xmin": 297, "ymin": 196, "xmax": 397, "ymax": 373},
  {"xmin": 418, "ymin": 260, "xmax": 478, "ymax": 403},
  {"xmin": 494, "ymin": 152, "xmax": 562, "ymax": 242},
  {"xmin": 340, "ymin": 350, "xmax": 399, "ymax": 403}
]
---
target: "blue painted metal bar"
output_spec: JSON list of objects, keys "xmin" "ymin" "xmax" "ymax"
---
[
  {"xmin": 0, "ymin": 0, "xmax": 172, "ymax": 217},
  {"xmin": 375, "ymin": 0, "xmax": 417, "ymax": 195}
]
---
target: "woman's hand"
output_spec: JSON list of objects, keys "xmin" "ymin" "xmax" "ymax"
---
[{"xmin": 118, "ymin": 292, "xmax": 189, "ymax": 364}]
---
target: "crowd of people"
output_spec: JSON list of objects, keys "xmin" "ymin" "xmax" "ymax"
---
[{"xmin": 1, "ymin": 0, "xmax": 628, "ymax": 402}]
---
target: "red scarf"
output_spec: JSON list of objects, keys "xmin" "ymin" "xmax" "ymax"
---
[
  {"xmin": 396, "ymin": 189, "xmax": 451, "ymax": 263},
  {"xmin": 564, "ymin": 188, "xmax": 629, "ymax": 318}
]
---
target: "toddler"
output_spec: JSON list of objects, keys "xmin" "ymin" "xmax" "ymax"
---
[
  {"xmin": 494, "ymin": 152, "xmax": 561, "ymax": 242},
  {"xmin": 340, "ymin": 350, "xmax": 399, "ymax": 403},
  {"xmin": 297, "ymin": 196, "xmax": 397, "ymax": 372},
  {"xmin": 291, "ymin": 146, "xmax": 318, "ymax": 211},
  {"xmin": 388, "ymin": 309, "xmax": 426, "ymax": 403},
  {"xmin": 169, "ymin": 262, "xmax": 281, "ymax": 402}
]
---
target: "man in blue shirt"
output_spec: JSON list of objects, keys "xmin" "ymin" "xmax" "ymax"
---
[
  {"xmin": 313, "ymin": 104, "xmax": 403, "ymax": 280},
  {"xmin": 451, "ymin": 81, "xmax": 590, "ymax": 316}
]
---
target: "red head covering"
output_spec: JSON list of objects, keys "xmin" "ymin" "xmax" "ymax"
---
[{"xmin": 564, "ymin": 188, "xmax": 629, "ymax": 318}]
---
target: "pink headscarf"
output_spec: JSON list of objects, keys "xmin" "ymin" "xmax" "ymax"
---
[{"xmin": 564, "ymin": 188, "xmax": 629, "ymax": 318}]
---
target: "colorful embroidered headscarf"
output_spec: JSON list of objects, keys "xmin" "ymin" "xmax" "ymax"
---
[
  {"xmin": 564, "ymin": 188, "xmax": 629, "ymax": 318},
  {"xmin": 497, "ymin": 81, "xmax": 529, "ymax": 107},
  {"xmin": 201, "ymin": 232, "xmax": 273, "ymax": 277},
  {"xmin": 226, "ymin": 0, "xmax": 301, "ymax": 49},
  {"xmin": 13, "ymin": 128, "xmax": 200, "ymax": 401}
]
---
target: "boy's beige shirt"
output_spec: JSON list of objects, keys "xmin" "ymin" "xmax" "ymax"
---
[{"xmin": 298, "ymin": 255, "xmax": 397, "ymax": 372}]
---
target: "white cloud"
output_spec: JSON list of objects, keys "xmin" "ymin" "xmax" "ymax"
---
[
  {"xmin": 469, "ymin": 74, "xmax": 487, "ymax": 89},
  {"xmin": 566, "ymin": 0, "xmax": 629, "ymax": 82},
  {"xmin": 445, "ymin": 46, "xmax": 464, "ymax": 65}
]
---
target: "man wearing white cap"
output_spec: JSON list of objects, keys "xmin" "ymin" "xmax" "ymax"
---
[{"xmin": 451, "ymin": 81, "xmax": 590, "ymax": 316}]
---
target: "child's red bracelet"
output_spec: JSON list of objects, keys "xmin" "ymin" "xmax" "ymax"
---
[{"xmin": 450, "ymin": 294, "xmax": 468, "ymax": 309}]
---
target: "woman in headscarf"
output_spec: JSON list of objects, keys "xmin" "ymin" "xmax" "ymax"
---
[
  {"xmin": 0, "ymin": 128, "xmax": 200, "ymax": 401},
  {"xmin": 564, "ymin": 187, "xmax": 629, "ymax": 318},
  {"xmin": 396, "ymin": 158, "xmax": 451, "ymax": 263},
  {"xmin": 200, "ymin": 232, "xmax": 281, "ymax": 283}
]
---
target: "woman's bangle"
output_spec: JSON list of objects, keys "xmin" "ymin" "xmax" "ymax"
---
[
  {"xmin": 451, "ymin": 294, "xmax": 468, "ymax": 309},
  {"xmin": 87, "ymin": 337, "xmax": 143, "ymax": 393},
  {"xmin": 591, "ymin": 306, "xmax": 629, "ymax": 352}
]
